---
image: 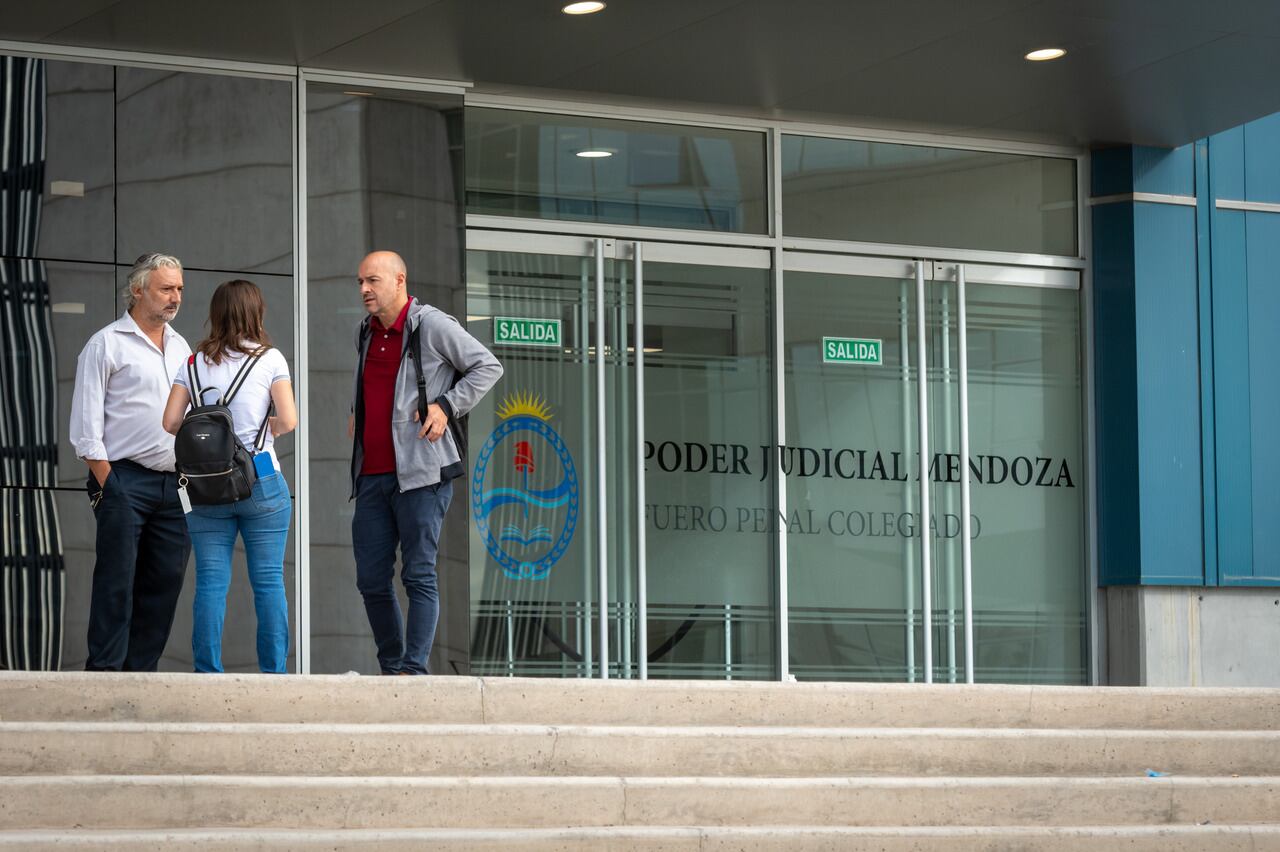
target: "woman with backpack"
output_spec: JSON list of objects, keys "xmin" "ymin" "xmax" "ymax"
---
[{"xmin": 162, "ymin": 279, "xmax": 297, "ymax": 673}]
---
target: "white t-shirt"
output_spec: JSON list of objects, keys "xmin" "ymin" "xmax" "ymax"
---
[{"xmin": 174, "ymin": 345, "xmax": 291, "ymax": 471}]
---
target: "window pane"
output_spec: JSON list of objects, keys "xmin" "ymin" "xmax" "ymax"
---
[
  {"xmin": 305, "ymin": 83, "xmax": 467, "ymax": 675},
  {"xmin": 467, "ymin": 108, "xmax": 768, "ymax": 234},
  {"xmin": 782, "ymin": 136, "xmax": 1077, "ymax": 256},
  {"xmin": 783, "ymin": 267, "xmax": 922, "ymax": 681},
  {"xmin": 26, "ymin": 57, "xmax": 115, "ymax": 263},
  {"xmin": 966, "ymin": 282, "xmax": 1086, "ymax": 683},
  {"xmin": 116, "ymin": 68, "xmax": 292, "ymax": 274},
  {"xmin": 640, "ymin": 261, "xmax": 776, "ymax": 679},
  {"xmin": 465, "ymin": 249, "xmax": 603, "ymax": 678}
]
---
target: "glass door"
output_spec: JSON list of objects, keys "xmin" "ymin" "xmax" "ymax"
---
[
  {"xmin": 464, "ymin": 237, "xmax": 1085, "ymax": 683},
  {"xmin": 938, "ymin": 262, "xmax": 1087, "ymax": 684},
  {"xmin": 782, "ymin": 254, "xmax": 944, "ymax": 681},
  {"xmin": 781, "ymin": 253, "xmax": 1085, "ymax": 684},
  {"xmin": 626, "ymin": 242, "xmax": 777, "ymax": 680},
  {"xmin": 464, "ymin": 233, "xmax": 777, "ymax": 679},
  {"xmin": 464, "ymin": 233, "xmax": 625, "ymax": 677}
]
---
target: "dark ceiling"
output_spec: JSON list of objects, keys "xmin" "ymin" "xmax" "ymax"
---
[{"xmin": 4, "ymin": 0, "xmax": 1280, "ymax": 147}]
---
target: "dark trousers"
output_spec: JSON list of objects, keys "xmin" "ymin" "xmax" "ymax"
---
[
  {"xmin": 85, "ymin": 459, "xmax": 191, "ymax": 671},
  {"xmin": 352, "ymin": 474, "xmax": 452, "ymax": 675}
]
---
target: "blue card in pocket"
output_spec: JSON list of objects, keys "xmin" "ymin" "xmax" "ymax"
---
[{"xmin": 253, "ymin": 452, "xmax": 275, "ymax": 478}]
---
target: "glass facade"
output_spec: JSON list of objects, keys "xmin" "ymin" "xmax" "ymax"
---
[
  {"xmin": 1, "ymin": 54, "xmax": 297, "ymax": 672},
  {"xmin": 467, "ymin": 108, "xmax": 769, "ymax": 234},
  {"xmin": 782, "ymin": 135, "xmax": 1078, "ymax": 256},
  {"xmin": 2, "ymin": 45, "xmax": 1088, "ymax": 684}
]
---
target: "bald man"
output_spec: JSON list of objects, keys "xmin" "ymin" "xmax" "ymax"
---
[{"xmin": 348, "ymin": 251, "xmax": 502, "ymax": 674}]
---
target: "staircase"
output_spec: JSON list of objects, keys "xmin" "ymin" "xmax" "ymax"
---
[{"xmin": 1, "ymin": 672, "xmax": 1278, "ymax": 849}]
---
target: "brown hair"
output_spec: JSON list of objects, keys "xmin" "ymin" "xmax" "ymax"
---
[{"xmin": 196, "ymin": 279, "xmax": 272, "ymax": 365}]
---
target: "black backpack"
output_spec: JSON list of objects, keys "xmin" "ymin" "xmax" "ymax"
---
[{"xmin": 175, "ymin": 350, "xmax": 271, "ymax": 505}]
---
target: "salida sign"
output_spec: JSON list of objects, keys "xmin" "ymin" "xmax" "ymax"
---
[
  {"xmin": 822, "ymin": 336, "xmax": 883, "ymax": 366},
  {"xmin": 494, "ymin": 317, "xmax": 562, "ymax": 348},
  {"xmin": 643, "ymin": 440, "xmax": 1076, "ymax": 488}
]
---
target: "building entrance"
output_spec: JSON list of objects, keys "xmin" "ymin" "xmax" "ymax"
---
[
  {"xmin": 782, "ymin": 254, "xmax": 1086, "ymax": 683},
  {"xmin": 464, "ymin": 231, "xmax": 775, "ymax": 679},
  {"xmin": 463, "ymin": 232, "xmax": 1086, "ymax": 684}
]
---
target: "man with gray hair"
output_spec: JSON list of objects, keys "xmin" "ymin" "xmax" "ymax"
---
[{"xmin": 69, "ymin": 252, "xmax": 192, "ymax": 671}]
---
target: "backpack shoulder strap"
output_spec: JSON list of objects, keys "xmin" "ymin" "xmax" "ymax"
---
[
  {"xmin": 407, "ymin": 310, "xmax": 469, "ymax": 457},
  {"xmin": 251, "ymin": 347, "xmax": 277, "ymax": 452},
  {"xmin": 406, "ymin": 320, "xmax": 429, "ymax": 423},
  {"xmin": 219, "ymin": 349, "xmax": 266, "ymax": 406}
]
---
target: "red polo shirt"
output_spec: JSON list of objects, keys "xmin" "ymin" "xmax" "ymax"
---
[{"xmin": 360, "ymin": 299, "xmax": 412, "ymax": 475}]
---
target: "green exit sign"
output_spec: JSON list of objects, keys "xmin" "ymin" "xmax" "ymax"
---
[
  {"xmin": 822, "ymin": 336, "xmax": 883, "ymax": 365},
  {"xmin": 495, "ymin": 317, "xmax": 562, "ymax": 348}
]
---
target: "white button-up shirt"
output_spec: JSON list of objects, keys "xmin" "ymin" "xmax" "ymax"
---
[{"xmin": 69, "ymin": 311, "xmax": 192, "ymax": 472}]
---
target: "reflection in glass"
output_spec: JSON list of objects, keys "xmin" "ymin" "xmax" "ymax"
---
[
  {"xmin": 47, "ymin": 264, "xmax": 117, "ymax": 488},
  {"xmin": 782, "ymin": 136, "xmax": 1077, "ymax": 256},
  {"xmin": 467, "ymin": 108, "xmax": 768, "ymax": 234},
  {"xmin": 306, "ymin": 83, "xmax": 466, "ymax": 674},
  {"xmin": 116, "ymin": 67, "xmax": 293, "ymax": 274},
  {"xmin": 1, "ymin": 54, "xmax": 65, "ymax": 669},
  {"xmin": 37, "ymin": 58, "xmax": 115, "ymax": 264}
]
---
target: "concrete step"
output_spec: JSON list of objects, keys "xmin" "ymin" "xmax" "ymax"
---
[
  {"xmin": 3, "ymin": 672, "xmax": 1279, "ymax": 730},
  {"xmin": 3, "ymin": 722, "xmax": 1277, "ymax": 778},
  {"xmin": 1, "ymin": 775, "xmax": 1276, "ymax": 830},
  {"xmin": 2, "ymin": 825, "xmax": 1280, "ymax": 851}
]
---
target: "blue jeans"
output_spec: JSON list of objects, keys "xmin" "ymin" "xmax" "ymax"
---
[
  {"xmin": 85, "ymin": 460, "xmax": 191, "ymax": 671},
  {"xmin": 352, "ymin": 474, "xmax": 452, "ymax": 675},
  {"xmin": 186, "ymin": 471, "xmax": 292, "ymax": 673}
]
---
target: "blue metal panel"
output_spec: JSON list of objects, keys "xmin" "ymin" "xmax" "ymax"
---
[
  {"xmin": 1092, "ymin": 146, "xmax": 1134, "ymax": 198},
  {"xmin": 1209, "ymin": 126, "xmax": 1245, "ymax": 201},
  {"xmin": 1210, "ymin": 208, "xmax": 1253, "ymax": 580},
  {"xmin": 1091, "ymin": 202, "xmax": 1141, "ymax": 585},
  {"xmin": 1195, "ymin": 140, "xmax": 1218, "ymax": 587},
  {"xmin": 1243, "ymin": 113, "xmax": 1280, "ymax": 204},
  {"xmin": 1133, "ymin": 202, "xmax": 1203, "ymax": 584},
  {"xmin": 1242, "ymin": 212, "xmax": 1280, "ymax": 583},
  {"xmin": 1132, "ymin": 145, "xmax": 1196, "ymax": 197}
]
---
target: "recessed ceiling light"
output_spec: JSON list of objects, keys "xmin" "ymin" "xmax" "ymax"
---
[
  {"xmin": 343, "ymin": 90, "xmax": 375, "ymax": 97},
  {"xmin": 562, "ymin": 1, "xmax": 606, "ymax": 14},
  {"xmin": 1024, "ymin": 47, "xmax": 1066, "ymax": 61},
  {"xmin": 576, "ymin": 149, "xmax": 614, "ymax": 158}
]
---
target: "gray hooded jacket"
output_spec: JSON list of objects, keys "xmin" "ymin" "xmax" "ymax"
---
[{"xmin": 350, "ymin": 299, "xmax": 503, "ymax": 496}]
